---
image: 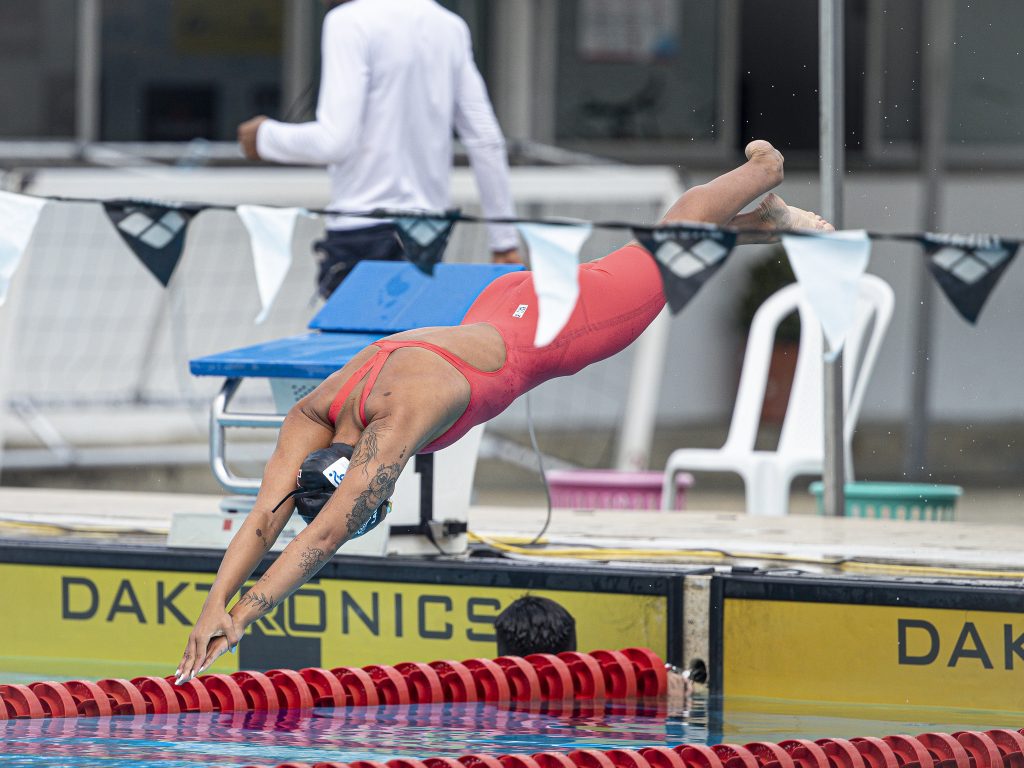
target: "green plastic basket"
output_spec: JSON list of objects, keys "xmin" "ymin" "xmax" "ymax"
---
[{"xmin": 808, "ymin": 481, "xmax": 962, "ymax": 521}]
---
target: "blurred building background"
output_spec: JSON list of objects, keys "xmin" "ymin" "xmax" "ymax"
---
[{"xmin": 0, "ymin": 0, "xmax": 1021, "ymax": 512}]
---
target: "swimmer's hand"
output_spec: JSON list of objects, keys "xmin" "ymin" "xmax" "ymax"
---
[{"xmin": 175, "ymin": 608, "xmax": 242, "ymax": 685}]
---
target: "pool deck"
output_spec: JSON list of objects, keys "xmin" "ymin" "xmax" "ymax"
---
[{"xmin": 0, "ymin": 486, "xmax": 1021, "ymax": 577}]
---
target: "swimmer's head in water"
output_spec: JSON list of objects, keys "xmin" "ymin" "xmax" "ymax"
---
[{"xmin": 271, "ymin": 442, "xmax": 392, "ymax": 536}]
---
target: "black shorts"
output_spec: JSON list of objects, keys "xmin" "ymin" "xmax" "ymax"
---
[{"xmin": 312, "ymin": 223, "xmax": 405, "ymax": 299}]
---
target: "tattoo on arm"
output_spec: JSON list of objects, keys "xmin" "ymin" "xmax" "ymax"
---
[
  {"xmin": 346, "ymin": 462, "xmax": 401, "ymax": 540},
  {"xmin": 298, "ymin": 546, "xmax": 326, "ymax": 578},
  {"xmin": 255, "ymin": 527, "xmax": 269, "ymax": 549},
  {"xmin": 238, "ymin": 590, "xmax": 276, "ymax": 616},
  {"xmin": 349, "ymin": 423, "xmax": 385, "ymax": 476}
]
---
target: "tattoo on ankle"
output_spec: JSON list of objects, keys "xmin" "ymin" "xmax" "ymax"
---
[
  {"xmin": 255, "ymin": 527, "xmax": 269, "ymax": 549},
  {"xmin": 298, "ymin": 546, "xmax": 326, "ymax": 578},
  {"xmin": 346, "ymin": 462, "xmax": 400, "ymax": 539}
]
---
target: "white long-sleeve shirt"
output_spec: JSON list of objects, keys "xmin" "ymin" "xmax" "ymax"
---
[{"xmin": 257, "ymin": 0, "xmax": 518, "ymax": 251}]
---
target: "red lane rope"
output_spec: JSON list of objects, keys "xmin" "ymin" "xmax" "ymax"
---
[
  {"xmin": 5, "ymin": 651, "xmax": 1020, "ymax": 768},
  {"xmin": 0, "ymin": 647, "xmax": 663, "ymax": 720},
  {"xmin": 233, "ymin": 733, "xmax": 1024, "ymax": 768}
]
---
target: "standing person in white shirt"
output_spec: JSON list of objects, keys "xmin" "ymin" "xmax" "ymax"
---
[{"xmin": 237, "ymin": 0, "xmax": 521, "ymax": 299}]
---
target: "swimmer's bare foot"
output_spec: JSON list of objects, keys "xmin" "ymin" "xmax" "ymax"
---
[
  {"xmin": 758, "ymin": 192, "xmax": 834, "ymax": 232},
  {"xmin": 731, "ymin": 192, "xmax": 835, "ymax": 244},
  {"xmin": 744, "ymin": 140, "xmax": 785, "ymax": 187}
]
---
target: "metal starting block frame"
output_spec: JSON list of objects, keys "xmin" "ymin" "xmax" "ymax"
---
[{"xmin": 188, "ymin": 261, "xmax": 521, "ymax": 556}]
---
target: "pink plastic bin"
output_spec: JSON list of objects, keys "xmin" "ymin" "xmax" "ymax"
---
[{"xmin": 546, "ymin": 469, "xmax": 694, "ymax": 511}]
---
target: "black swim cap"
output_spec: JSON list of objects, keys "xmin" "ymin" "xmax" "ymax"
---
[{"xmin": 271, "ymin": 442, "xmax": 391, "ymax": 536}]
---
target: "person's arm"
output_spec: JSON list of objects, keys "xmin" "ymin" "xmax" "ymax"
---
[
  {"xmin": 451, "ymin": 23, "xmax": 521, "ymax": 263},
  {"xmin": 174, "ymin": 405, "xmax": 335, "ymax": 682},
  {"xmin": 178, "ymin": 413, "xmax": 415, "ymax": 681},
  {"xmin": 254, "ymin": 10, "xmax": 370, "ymax": 165}
]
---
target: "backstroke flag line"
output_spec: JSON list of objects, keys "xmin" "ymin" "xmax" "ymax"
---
[
  {"xmin": 102, "ymin": 201, "xmax": 196, "ymax": 287},
  {"xmin": 238, "ymin": 205, "xmax": 307, "ymax": 324},
  {"xmin": 919, "ymin": 233, "xmax": 1019, "ymax": 324},
  {"xmin": 633, "ymin": 224, "xmax": 738, "ymax": 314},
  {"xmin": 782, "ymin": 229, "xmax": 871, "ymax": 355},
  {"xmin": 516, "ymin": 222, "xmax": 592, "ymax": 347},
  {"xmin": 395, "ymin": 214, "xmax": 458, "ymax": 275},
  {"xmin": 0, "ymin": 191, "xmax": 47, "ymax": 306}
]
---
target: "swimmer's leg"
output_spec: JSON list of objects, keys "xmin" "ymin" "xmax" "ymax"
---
[{"xmin": 659, "ymin": 140, "xmax": 785, "ymax": 226}]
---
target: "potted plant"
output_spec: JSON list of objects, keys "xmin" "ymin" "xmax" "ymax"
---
[{"xmin": 736, "ymin": 246, "xmax": 801, "ymax": 424}]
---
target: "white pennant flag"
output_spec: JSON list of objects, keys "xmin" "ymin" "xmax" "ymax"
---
[
  {"xmin": 0, "ymin": 191, "xmax": 47, "ymax": 306},
  {"xmin": 238, "ymin": 205, "xmax": 307, "ymax": 324},
  {"xmin": 517, "ymin": 222, "xmax": 593, "ymax": 347},
  {"xmin": 782, "ymin": 229, "xmax": 871, "ymax": 355}
]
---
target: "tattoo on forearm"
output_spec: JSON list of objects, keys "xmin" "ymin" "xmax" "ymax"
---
[
  {"xmin": 255, "ymin": 527, "xmax": 269, "ymax": 549},
  {"xmin": 298, "ymin": 546, "xmax": 326, "ymax": 578},
  {"xmin": 346, "ymin": 462, "xmax": 401, "ymax": 540},
  {"xmin": 239, "ymin": 590, "xmax": 276, "ymax": 616}
]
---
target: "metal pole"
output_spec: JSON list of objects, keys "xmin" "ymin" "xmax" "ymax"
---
[
  {"xmin": 282, "ymin": 1, "xmax": 316, "ymax": 121},
  {"xmin": 820, "ymin": 0, "xmax": 846, "ymax": 516},
  {"xmin": 905, "ymin": 0, "xmax": 955, "ymax": 479},
  {"xmin": 76, "ymin": 0, "xmax": 102, "ymax": 143}
]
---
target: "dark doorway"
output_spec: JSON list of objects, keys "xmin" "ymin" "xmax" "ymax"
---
[{"xmin": 738, "ymin": 0, "xmax": 866, "ymax": 156}]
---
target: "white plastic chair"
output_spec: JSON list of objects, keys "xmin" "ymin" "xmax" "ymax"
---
[{"xmin": 661, "ymin": 274, "xmax": 895, "ymax": 516}]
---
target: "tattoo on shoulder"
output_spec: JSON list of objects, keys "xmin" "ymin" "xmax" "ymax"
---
[
  {"xmin": 346, "ymin": 462, "xmax": 401, "ymax": 540},
  {"xmin": 298, "ymin": 546, "xmax": 326, "ymax": 578},
  {"xmin": 239, "ymin": 590, "xmax": 276, "ymax": 616}
]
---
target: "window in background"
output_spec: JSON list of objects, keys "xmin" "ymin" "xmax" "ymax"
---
[
  {"xmin": 100, "ymin": 0, "xmax": 283, "ymax": 141},
  {"xmin": 0, "ymin": 0, "xmax": 78, "ymax": 139},
  {"xmin": 865, "ymin": 0, "xmax": 1024, "ymax": 166},
  {"xmin": 948, "ymin": 0, "xmax": 1024, "ymax": 155},
  {"xmin": 554, "ymin": 0, "xmax": 733, "ymax": 162}
]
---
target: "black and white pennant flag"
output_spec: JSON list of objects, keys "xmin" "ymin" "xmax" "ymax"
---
[
  {"xmin": 0, "ymin": 191, "xmax": 47, "ymax": 306},
  {"xmin": 103, "ymin": 201, "xmax": 196, "ymax": 287},
  {"xmin": 633, "ymin": 224, "xmax": 737, "ymax": 314},
  {"xmin": 395, "ymin": 213, "xmax": 458, "ymax": 275},
  {"xmin": 920, "ymin": 233, "xmax": 1018, "ymax": 324}
]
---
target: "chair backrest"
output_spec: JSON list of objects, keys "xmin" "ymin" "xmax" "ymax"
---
[{"xmin": 724, "ymin": 275, "xmax": 895, "ymax": 470}]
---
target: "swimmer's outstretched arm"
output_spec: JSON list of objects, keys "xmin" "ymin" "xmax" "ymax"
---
[
  {"xmin": 175, "ymin": 403, "xmax": 335, "ymax": 682},
  {"xmin": 177, "ymin": 411, "xmax": 420, "ymax": 682}
]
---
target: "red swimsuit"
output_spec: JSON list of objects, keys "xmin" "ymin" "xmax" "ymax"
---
[{"xmin": 328, "ymin": 243, "xmax": 665, "ymax": 453}]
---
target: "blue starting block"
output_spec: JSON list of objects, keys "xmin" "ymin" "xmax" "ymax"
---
[{"xmin": 189, "ymin": 260, "xmax": 522, "ymax": 555}]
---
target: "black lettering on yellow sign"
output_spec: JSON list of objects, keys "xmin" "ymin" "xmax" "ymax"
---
[
  {"xmin": 106, "ymin": 579, "xmax": 146, "ymax": 623},
  {"xmin": 898, "ymin": 618, "xmax": 1023, "ymax": 670},
  {"xmin": 342, "ymin": 591, "xmax": 379, "ymax": 635},
  {"xmin": 158, "ymin": 582, "xmax": 190, "ymax": 626},
  {"xmin": 59, "ymin": 575, "xmax": 523, "ymax": 643},
  {"xmin": 466, "ymin": 597, "xmax": 500, "ymax": 642},
  {"xmin": 288, "ymin": 588, "xmax": 326, "ymax": 633},
  {"xmin": 419, "ymin": 595, "xmax": 453, "ymax": 639},
  {"xmin": 948, "ymin": 622, "xmax": 993, "ymax": 669},
  {"xmin": 62, "ymin": 577, "xmax": 99, "ymax": 620},
  {"xmin": 1006, "ymin": 625, "xmax": 1024, "ymax": 670}
]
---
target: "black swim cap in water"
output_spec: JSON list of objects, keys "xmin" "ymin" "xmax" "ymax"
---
[{"xmin": 271, "ymin": 442, "xmax": 391, "ymax": 536}]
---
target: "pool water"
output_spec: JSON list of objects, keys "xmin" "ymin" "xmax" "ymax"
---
[{"xmin": 1, "ymin": 697, "xmax": 1015, "ymax": 768}]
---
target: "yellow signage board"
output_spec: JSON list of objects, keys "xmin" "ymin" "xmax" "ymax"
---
[
  {"xmin": 1, "ymin": 561, "xmax": 670, "ymax": 681},
  {"xmin": 718, "ymin": 588, "xmax": 1024, "ymax": 713}
]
